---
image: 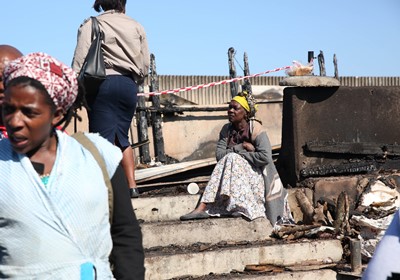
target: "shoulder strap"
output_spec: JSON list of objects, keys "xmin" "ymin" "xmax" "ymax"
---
[
  {"xmin": 90, "ymin": 16, "xmax": 101, "ymax": 41},
  {"xmin": 72, "ymin": 132, "xmax": 113, "ymax": 223}
]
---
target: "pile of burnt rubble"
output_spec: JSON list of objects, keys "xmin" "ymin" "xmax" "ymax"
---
[{"xmin": 274, "ymin": 172, "xmax": 400, "ymax": 262}]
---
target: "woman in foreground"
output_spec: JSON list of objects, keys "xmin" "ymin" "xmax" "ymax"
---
[{"xmin": 0, "ymin": 52, "xmax": 144, "ymax": 279}]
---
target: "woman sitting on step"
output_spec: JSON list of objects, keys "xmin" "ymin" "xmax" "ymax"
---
[{"xmin": 180, "ymin": 91, "xmax": 292, "ymax": 224}]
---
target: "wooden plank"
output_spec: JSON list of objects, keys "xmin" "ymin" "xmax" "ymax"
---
[
  {"xmin": 135, "ymin": 157, "xmax": 217, "ymax": 183},
  {"xmin": 137, "ymin": 176, "xmax": 210, "ymax": 188},
  {"xmin": 305, "ymin": 140, "xmax": 400, "ymax": 156},
  {"xmin": 135, "ymin": 146, "xmax": 280, "ymax": 184},
  {"xmin": 271, "ymin": 144, "xmax": 281, "ymax": 151}
]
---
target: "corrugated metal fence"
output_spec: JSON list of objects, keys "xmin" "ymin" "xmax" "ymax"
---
[{"xmin": 150, "ymin": 75, "xmax": 400, "ymax": 105}]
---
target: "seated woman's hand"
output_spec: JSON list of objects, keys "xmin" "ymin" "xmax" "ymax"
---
[{"xmin": 242, "ymin": 141, "xmax": 255, "ymax": 152}]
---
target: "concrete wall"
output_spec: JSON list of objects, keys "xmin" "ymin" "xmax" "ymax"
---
[{"xmin": 160, "ymin": 102, "xmax": 283, "ymax": 162}]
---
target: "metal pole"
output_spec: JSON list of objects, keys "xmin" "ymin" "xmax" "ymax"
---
[{"xmin": 308, "ymin": 51, "xmax": 314, "ymax": 64}]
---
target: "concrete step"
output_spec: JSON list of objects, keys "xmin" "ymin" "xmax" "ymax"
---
[
  {"xmin": 167, "ymin": 269, "xmax": 338, "ymax": 279},
  {"xmin": 144, "ymin": 239, "xmax": 343, "ymax": 280},
  {"xmin": 141, "ymin": 217, "xmax": 272, "ymax": 249},
  {"xmin": 135, "ymin": 191, "xmax": 343, "ymax": 280},
  {"xmin": 133, "ymin": 194, "xmax": 200, "ymax": 223},
  {"xmin": 133, "ymin": 188, "xmax": 312, "ymax": 223}
]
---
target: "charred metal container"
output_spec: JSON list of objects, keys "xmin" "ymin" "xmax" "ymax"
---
[{"xmin": 277, "ymin": 86, "xmax": 400, "ymax": 188}]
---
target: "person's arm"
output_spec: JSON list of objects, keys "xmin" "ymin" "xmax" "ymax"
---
[
  {"xmin": 139, "ymin": 24, "xmax": 150, "ymax": 78},
  {"xmin": 215, "ymin": 124, "xmax": 234, "ymax": 161},
  {"xmin": 238, "ymin": 131, "xmax": 271, "ymax": 168},
  {"xmin": 71, "ymin": 18, "xmax": 92, "ymax": 72},
  {"xmin": 109, "ymin": 164, "xmax": 145, "ymax": 280}
]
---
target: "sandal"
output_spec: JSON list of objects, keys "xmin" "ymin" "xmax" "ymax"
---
[{"xmin": 180, "ymin": 211, "xmax": 210, "ymax": 221}]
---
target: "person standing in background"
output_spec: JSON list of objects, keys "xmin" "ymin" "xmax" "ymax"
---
[
  {"xmin": 72, "ymin": 0, "xmax": 150, "ymax": 198},
  {"xmin": 0, "ymin": 45, "xmax": 23, "ymax": 139}
]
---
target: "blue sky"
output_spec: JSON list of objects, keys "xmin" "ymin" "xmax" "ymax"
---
[{"xmin": 2, "ymin": 1, "xmax": 399, "ymax": 77}]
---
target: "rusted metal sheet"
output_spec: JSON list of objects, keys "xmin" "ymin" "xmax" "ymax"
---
[
  {"xmin": 147, "ymin": 76, "xmax": 400, "ymax": 105},
  {"xmin": 277, "ymin": 86, "xmax": 400, "ymax": 187}
]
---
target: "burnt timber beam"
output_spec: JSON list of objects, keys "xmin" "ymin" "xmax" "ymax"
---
[
  {"xmin": 305, "ymin": 141, "xmax": 400, "ymax": 157},
  {"xmin": 149, "ymin": 54, "xmax": 167, "ymax": 163}
]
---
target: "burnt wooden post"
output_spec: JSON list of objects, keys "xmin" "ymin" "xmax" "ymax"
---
[
  {"xmin": 228, "ymin": 47, "xmax": 238, "ymax": 98},
  {"xmin": 350, "ymin": 239, "xmax": 362, "ymax": 274},
  {"xmin": 242, "ymin": 52, "xmax": 252, "ymax": 94},
  {"xmin": 333, "ymin": 54, "xmax": 339, "ymax": 80},
  {"xmin": 318, "ymin": 50, "xmax": 326, "ymax": 76},
  {"xmin": 149, "ymin": 54, "xmax": 166, "ymax": 163},
  {"xmin": 136, "ymin": 85, "xmax": 151, "ymax": 164}
]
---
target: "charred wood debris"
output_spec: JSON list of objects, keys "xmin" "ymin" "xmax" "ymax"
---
[{"xmin": 273, "ymin": 138, "xmax": 400, "ymax": 270}]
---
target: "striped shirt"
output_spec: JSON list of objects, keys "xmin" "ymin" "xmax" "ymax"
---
[{"xmin": 0, "ymin": 131, "xmax": 121, "ymax": 279}]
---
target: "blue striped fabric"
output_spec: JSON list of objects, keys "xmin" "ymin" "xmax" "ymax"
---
[{"xmin": 0, "ymin": 131, "xmax": 122, "ymax": 279}]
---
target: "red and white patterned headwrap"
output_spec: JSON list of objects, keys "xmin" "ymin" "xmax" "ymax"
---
[{"xmin": 3, "ymin": 52, "xmax": 78, "ymax": 113}]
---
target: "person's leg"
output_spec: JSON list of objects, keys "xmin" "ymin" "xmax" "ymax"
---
[
  {"xmin": 193, "ymin": 202, "xmax": 207, "ymax": 212},
  {"xmin": 113, "ymin": 75, "xmax": 138, "ymax": 198},
  {"xmin": 121, "ymin": 147, "xmax": 136, "ymax": 187},
  {"xmin": 121, "ymin": 146, "xmax": 139, "ymax": 198},
  {"xmin": 180, "ymin": 202, "xmax": 209, "ymax": 220}
]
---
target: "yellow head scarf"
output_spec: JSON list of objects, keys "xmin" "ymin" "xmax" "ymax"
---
[
  {"xmin": 232, "ymin": 95, "xmax": 250, "ymax": 112},
  {"xmin": 232, "ymin": 91, "xmax": 261, "ymax": 123}
]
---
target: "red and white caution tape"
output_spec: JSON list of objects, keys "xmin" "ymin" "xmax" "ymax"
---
[{"xmin": 137, "ymin": 65, "xmax": 291, "ymax": 97}]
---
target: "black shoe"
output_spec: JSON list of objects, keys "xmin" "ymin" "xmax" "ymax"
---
[
  {"xmin": 180, "ymin": 211, "xmax": 210, "ymax": 221},
  {"xmin": 130, "ymin": 188, "xmax": 140, "ymax": 198}
]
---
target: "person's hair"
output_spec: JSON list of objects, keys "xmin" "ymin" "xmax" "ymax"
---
[
  {"xmin": 93, "ymin": 0, "xmax": 126, "ymax": 12},
  {"xmin": 4, "ymin": 76, "xmax": 88, "ymax": 130}
]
